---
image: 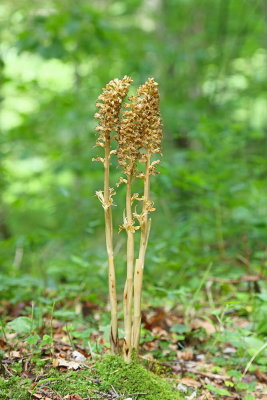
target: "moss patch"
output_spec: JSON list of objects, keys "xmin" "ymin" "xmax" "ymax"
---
[
  {"xmin": 0, "ymin": 376, "xmax": 31, "ymax": 400},
  {"xmin": 95, "ymin": 354, "xmax": 182, "ymax": 399},
  {"xmin": 0, "ymin": 355, "xmax": 182, "ymax": 399},
  {"xmin": 0, "ymin": 369, "xmax": 97, "ymax": 399}
]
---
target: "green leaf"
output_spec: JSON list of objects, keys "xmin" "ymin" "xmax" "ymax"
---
[
  {"xmin": 170, "ymin": 324, "xmax": 189, "ymax": 334},
  {"xmin": 25, "ymin": 334, "xmax": 40, "ymax": 344},
  {"xmin": 244, "ymin": 395, "xmax": 255, "ymax": 400},
  {"xmin": 206, "ymin": 384, "xmax": 231, "ymax": 396},
  {"xmin": 8, "ymin": 317, "xmax": 33, "ymax": 333},
  {"xmin": 41, "ymin": 334, "xmax": 53, "ymax": 345},
  {"xmin": 227, "ymin": 369, "xmax": 242, "ymax": 379},
  {"xmin": 236, "ymin": 381, "xmax": 249, "ymax": 390}
]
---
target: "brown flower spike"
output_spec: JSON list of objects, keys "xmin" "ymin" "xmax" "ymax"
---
[
  {"xmin": 117, "ymin": 78, "xmax": 162, "ymax": 176},
  {"xmin": 93, "ymin": 76, "xmax": 162, "ymax": 361},
  {"xmin": 94, "ymin": 76, "xmax": 133, "ymax": 147}
]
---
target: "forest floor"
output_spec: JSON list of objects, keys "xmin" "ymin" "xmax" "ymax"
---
[{"xmin": 1, "ymin": 277, "xmax": 267, "ymax": 400}]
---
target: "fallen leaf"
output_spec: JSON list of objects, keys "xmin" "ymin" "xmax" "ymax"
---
[
  {"xmin": 177, "ymin": 348, "xmax": 194, "ymax": 361},
  {"xmin": 223, "ymin": 347, "xmax": 236, "ymax": 354},
  {"xmin": 202, "ymin": 389, "xmax": 215, "ymax": 399},
  {"xmin": 64, "ymin": 395, "xmax": 85, "ymax": 400},
  {"xmin": 191, "ymin": 319, "xmax": 216, "ymax": 335},
  {"xmin": 10, "ymin": 350, "xmax": 21, "ymax": 358},
  {"xmin": 31, "ymin": 394, "xmax": 42, "ymax": 399},
  {"xmin": 72, "ymin": 350, "xmax": 86, "ymax": 362},
  {"xmin": 255, "ymin": 368, "xmax": 267, "ymax": 383},
  {"xmin": 33, "ymin": 386, "xmax": 62, "ymax": 400},
  {"xmin": 142, "ymin": 308, "xmax": 169, "ymax": 330},
  {"xmin": 180, "ymin": 377, "xmax": 202, "ymax": 389},
  {"xmin": 53, "ymin": 358, "xmax": 80, "ymax": 370}
]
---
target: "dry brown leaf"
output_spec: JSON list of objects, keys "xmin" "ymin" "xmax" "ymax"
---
[
  {"xmin": 52, "ymin": 358, "xmax": 80, "ymax": 370},
  {"xmin": 202, "ymin": 389, "xmax": 215, "ymax": 399},
  {"xmin": 142, "ymin": 308, "xmax": 169, "ymax": 330},
  {"xmin": 177, "ymin": 348, "xmax": 194, "ymax": 361},
  {"xmin": 33, "ymin": 386, "xmax": 62, "ymax": 400},
  {"xmin": 255, "ymin": 368, "xmax": 267, "ymax": 383},
  {"xmin": 231, "ymin": 316, "xmax": 250, "ymax": 329},
  {"xmin": 10, "ymin": 350, "xmax": 21, "ymax": 358},
  {"xmin": 180, "ymin": 376, "xmax": 201, "ymax": 388},
  {"xmin": 191, "ymin": 319, "xmax": 216, "ymax": 335},
  {"xmin": 31, "ymin": 394, "xmax": 42, "ymax": 399}
]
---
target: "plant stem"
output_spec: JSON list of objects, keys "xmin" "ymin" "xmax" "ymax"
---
[
  {"xmin": 133, "ymin": 155, "xmax": 151, "ymax": 351},
  {"xmin": 104, "ymin": 137, "xmax": 118, "ymax": 353},
  {"xmin": 123, "ymin": 172, "xmax": 135, "ymax": 362}
]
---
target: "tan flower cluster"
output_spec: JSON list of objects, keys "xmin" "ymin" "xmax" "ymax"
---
[
  {"xmin": 116, "ymin": 95, "xmax": 144, "ymax": 176},
  {"xmin": 117, "ymin": 78, "xmax": 162, "ymax": 177},
  {"xmin": 94, "ymin": 76, "xmax": 162, "ymax": 174},
  {"xmin": 94, "ymin": 76, "xmax": 132, "ymax": 148},
  {"xmin": 136, "ymin": 78, "xmax": 162, "ymax": 160}
]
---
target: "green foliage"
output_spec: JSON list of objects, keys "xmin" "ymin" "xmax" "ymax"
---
[
  {"xmin": 0, "ymin": 0, "xmax": 266, "ymax": 291},
  {"xmin": 8, "ymin": 317, "xmax": 33, "ymax": 333},
  {"xmin": 206, "ymin": 384, "xmax": 231, "ymax": 397}
]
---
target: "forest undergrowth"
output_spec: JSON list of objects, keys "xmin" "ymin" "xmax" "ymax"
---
[{"xmin": 1, "ymin": 271, "xmax": 267, "ymax": 400}]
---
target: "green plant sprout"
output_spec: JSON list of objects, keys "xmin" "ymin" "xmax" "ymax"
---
[{"xmin": 93, "ymin": 76, "xmax": 162, "ymax": 362}]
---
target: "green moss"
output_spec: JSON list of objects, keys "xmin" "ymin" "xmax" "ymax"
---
[
  {"xmin": 0, "ymin": 356, "xmax": 183, "ymax": 399},
  {"xmin": 0, "ymin": 376, "xmax": 31, "ymax": 400},
  {"xmin": 33, "ymin": 369, "xmax": 97, "ymax": 398},
  {"xmin": 0, "ymin": 368, "xmax": 97, "ymax": 399},
  {"xmin": 95, "ymin": 354, "xmax": 182, "ymax": 400}
]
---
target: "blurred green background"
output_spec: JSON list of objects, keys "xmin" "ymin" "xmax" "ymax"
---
[{"xmin": 0, "ymin": 0, "xmax": 266, "ymax": 302}]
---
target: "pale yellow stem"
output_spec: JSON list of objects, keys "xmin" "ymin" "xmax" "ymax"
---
[
  {"xmin": 104, "ymin": 137, "xmax": 118, "ymax": 353},
  {"xmin": 123, "ymin": 172, "xmax": 135, "ymax": 362},
  {"xmin": 133, "ymin": 154, "xmax": 151, "ymax": 351}
]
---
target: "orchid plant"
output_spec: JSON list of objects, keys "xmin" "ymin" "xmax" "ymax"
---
[{"xmin": 93, "ymin": 76, "xmax": 162, "ymax": 362}]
